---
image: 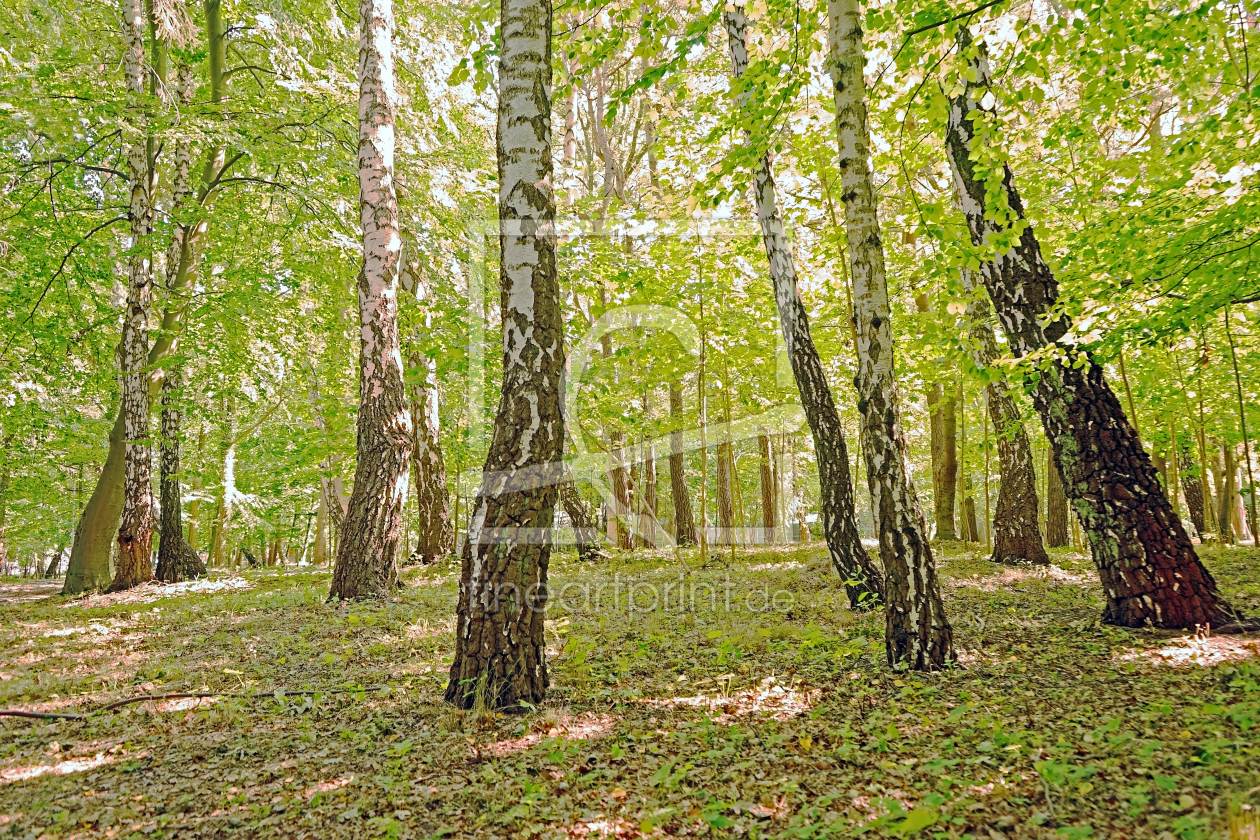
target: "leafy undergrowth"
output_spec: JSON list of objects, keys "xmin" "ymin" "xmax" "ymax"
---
[{"xmin": 2, "ymin": 544, "xmax": 1260, "ymax": 839}]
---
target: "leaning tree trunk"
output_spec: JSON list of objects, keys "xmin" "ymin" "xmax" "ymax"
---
[
  {"xmin": 328, "ymin": 0, "xmax": 415, "ymax": 600},
  {"xmin": 725, "ymin": 6, "xmax": 882, "ymax": 605},
  {"xmin": 668, "ymin": 381, "xmax": 697, "ymax": 546},
  {"xmin": 827, "ymin": 0, "xmax": 951, "ymax": 667},
  {"xmin": 446, "ymin": 0, "xmax": 563, "ymax": 711},
  {"xmin": 560, "ymin": 478, "xmax": 601, "ymax": 561},
  {"xmin": 155, "ymin": 368, "xmax": 205, "ymax": 582},
  {"xmin": 1046, "ymin": 451, "xmax": 1070, "ymax": 547},
  {"xmin": 758, "ymin": 432, "xmax": 776, "ymax": 542},
  {"xmin": 409, "ymin": 351, "xmax": 453, "ymax": 564},
  {"xmin": 960, "ymin": 271, "xmax": 1048, "ymax": 565},
  {"xmin": 944, "ymin": 31, "xmax": 1237, "ymax": 628},
  {"xmin": 108, "ymin": 0, "xmax": 156, "ymax": 594}
]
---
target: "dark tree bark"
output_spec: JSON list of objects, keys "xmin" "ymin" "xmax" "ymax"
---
[
  {"xmin": 409, "ymin": 351, "xmax": 453, "ymax": 565},
  {"xmin": 758, "ymin": 432, "xmax": 776, "ymax": 541},
  {"xmin": 715, "ymin": 438, "xmax": 735, "ymax": 546},
  {"xmin": 1046, "ymin": 451, "xmax": 1070, "ymax": 547},
  {"xmin": 607, "ymin": 431, "xmax": 632, "ymax": 549},
  {"xmin": 959, "ymin": 271, "xmax": 1048, "ymax": 565},
  {"xmin": 446, "ymin": 0, "xmax": 563, "ymax": 710},
  {"xmin": 726, "ymin": 7, "xmax": 883, "ymax": 606},
  {"xmin": 108, "ymin": 0, "xmax": 156, "ymax": 594},
  {"xmin": 668, "ymin": 381, "xmax": 696, "ymax": 546},
  {"xmin": 155, "ymin": 368, "xmax": 205, "ymax": 583},
  {"xmin": 1181, "ymin": 450, "xmax": 1207, "ymax": 536},
  {"xmin": 944, "ymin": 31, "xmax": 1238, "ymax": 628},
  {"xmin": 1219, "ymin": 443, "xmax": 1237, "ymax": 544},
  {"xmin": 961, "ymin": 497, "xmax": 980, "ymax": 543},
  {"xmin": 827, "ymin": 0, "xmax": 950, "ymax": 666},
  {"xmin": 560, "ymin": 479, "xmax": 601, "ymax": 561},
  {"xmin": 329, "ymin": 0, "xmax": 414, "ymax": 600}
]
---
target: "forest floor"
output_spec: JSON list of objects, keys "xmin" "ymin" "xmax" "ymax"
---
[{"xmin": 2, "ymin": 543, "xmax": 1260, "ymax": 840}]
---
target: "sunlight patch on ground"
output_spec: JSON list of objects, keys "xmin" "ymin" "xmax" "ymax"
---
[
  {"xmin": 0, "ymin": 581, "xmax": 62, "ymax": 605},
  {"xmin": 945, "ymin": 564, "xmax": 1091, "ymax": 591},
  {"xmin": 566, "ymin": 816, "xmax": 644, "ymax": 838},
  {"xmin": 303, "ymin": 776, "xmax": 354, "ymax": 799},
  {"xmin": 481, "ymin": 713, "xmax": 617, "ymax": 757},
  {"xmin": 63, "ymin": 577, "xmax": 252, "ymax": 609},
  {"xmin": 406, "ymin": 618, "xmax": 453, "ymax": 640},
  {"xmin": 640, "ymin": 675, "xmax": 818, "ymax": 723},
  {"xmin": 747, "ymin": 561, "xmax": 804, "ymax": 571},
  {"xmin": 0, "ymin": 752, "xmax": 112, "ymax": 785},
  {"xmin": 1116, "ymin": 633, "xmax": 1260, "ymax": 668}
]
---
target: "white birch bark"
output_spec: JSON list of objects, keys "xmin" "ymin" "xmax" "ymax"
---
[
  {"xmin": 329, "ymin": 0, "xmax": 415, "ymax": 599},
  {"xmin": 827, "ymin": 0, "xmax": 952, "ymax": 668},
  {"xmin": 724, "ymin": 6, "xmax": 882, "ymax": 605}
]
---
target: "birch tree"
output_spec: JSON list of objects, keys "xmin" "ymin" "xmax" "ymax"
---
[
  {"xmin": 328, "ymin": 0, "xmax": 414, "ymax": 600},
  {"xmin": 827, "ymin": 0, "xmax": 953, "ymax": 668},
  {"xmin": 107, "ymin": 0, "xmax": 156, "ymax": 593},
  {"xmin": 724, "ymin": 5, "xmax": 882, "ymax": 606},
  {"xmin": 943, "ymin": 31, "xmax": 1238, "ymax": 628},
  {"xmin": 446, "ymin": 0, "xmax": 564, "ymax": 710}
]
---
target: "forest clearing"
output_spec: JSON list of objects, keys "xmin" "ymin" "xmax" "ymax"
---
[{"xmin": 3, "ymin": 0, "xmax": 1260, "ymax": 835}]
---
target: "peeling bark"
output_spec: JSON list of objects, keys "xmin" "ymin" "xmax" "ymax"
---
[
  {"xmin": 944, "ymin": 31, "xmax": 1236, "ymax": 628},
  {"xmin": 446, "ymin": 0, "xmax": 562, "ymax": 710},
  {"xmin": 329, "ymin": 0, "xmax": 415, "ymax": 600},
  {"xmin": 725, "ymin": 7, "xmax": 882, "ymax": 605},
  {"xmin": 827, "ymin": 0, "xmax": 952, "ymax": 667}
]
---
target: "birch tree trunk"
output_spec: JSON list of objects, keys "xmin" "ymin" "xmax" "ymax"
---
[
  {"xmin": 329, "ymin": 0, "xmax": 414, "ymax": 600},
  {"xmin": 155, "ymin": 368, "xmax": 205, "ymax": 582},
  {"xmin": 668, "ymin": 381, "xmax": 696, "ymax": 546},
  {"xmin": 108, "ymin": 0, "xmax": 156, "ymax": 593},
  {"xmin": 944, "ymin": 31, "xmax": 1237, "ymax": 628},
  {"xmin": 725, "ymin": 6, "xmax": 882, "ymax": 606},
  {"xmin": 1046, "ymin": 451, "xmax": 1069, "ymax": 547},
  {"xmin": 758, "ymin": 432, "xmax": 776, "ymax": 541},
  {"xmin": 409, "ymin": 351, "xmax": 452, "ymax": 564},
  {"xmin": 64, "ymin": 0, "xmax": 231, "ymax": 595},
  {"xmin": 446, "ymin": 0, "xmax": 563, "ymax": 710},
  {"xmin": 827, "ymin": 0, "xmax": 952, "ymax": 667},
  {"xmin": 960, "ymin": 271, "xmax": 1048, "ymax": 565}
]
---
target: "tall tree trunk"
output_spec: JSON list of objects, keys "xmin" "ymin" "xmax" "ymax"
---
[
  {"xmin": 668, "ymin": 381, "xmax": 696, "ymax": 546},
  {"xmin": 312, "ymin": 488, "xmax": 330, "ymax": 565},
  {"xmin": 725, "ymin": 6, "xmax": 882, "ymax": 605},
  {"xmin": 944, "ymin": 31, "xmax": 1236, "ymax": 628},
  {"xmin": 641, "ymin": 441, "xmax": 658, "ymax": 544},
  {"xmin": 758, "ymin": 431, "xmax": 776, "ymax": 541},
  {"xmin": 960, "ymin": 270, "xmax": 1048, "ymax": 564},
  {"xmin": 446, "ymin": 0, "xmax": 562, "ymax": 710},
  {"xmin": 155, "ymin": 368, "xmax": 205, "ymax": 582},
  {"xmin": 715, "ymin": 438, "xmax": 735, "ymax": 547},
  {"xmin": 1220, "ymin": 443, "xmax": 1237, "ymax": 543},
  {"xmin": 827, "ymin": 0, "xmax": 952, "ymax": 668},
  {"xmin": 915, "ymin": 296, "xmax": 958, "ymax": 541},
  {"xmin": 186, "ymin": 426, "xmax": 204, "ymax": 551},
  {"xmin": 329, "ymin": 0, "xmax": 414, "ymax": 600},
  {"xmin": 207, "ymin": 394, "xmax": 235, "ymax": 566},
  {"xmin": 1181, "ymin": 445, "xmax": 1207, "ymax": 536},
  {"xmin": 0, "ymin": 436, "xmax": 10, "ymax": 570},
  {"xmin": 1046, "ymin": 451, "xmax": 1070, "ymax": 547},
  {"xmin": 409, "ymin": 351, "xmax": 452, "ymax": 564},
  {"xmin": 560, "ymin": 478, "xmax": 601, "ymax": 561},
  {"xmin": 108, "ymin": 0, "xmax": 156, "ymax": 594},
  {"xmin": 63, "ymin": 0, "xmax": 230, "ymax": 595}
]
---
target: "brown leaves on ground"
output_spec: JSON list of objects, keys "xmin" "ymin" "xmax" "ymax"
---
[{"xmin": 1, "ymin": 543, "xmax": 1259, "ymax": 839}]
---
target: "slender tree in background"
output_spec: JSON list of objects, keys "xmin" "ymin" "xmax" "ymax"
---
[
  {"xmin": 328, "ymin": 0, "xmax": 414, "ymax": 599},
  {"xmin": 408, "ymin": 351, "xmax": 452, "ymax": 564},
  {"xmin": 107, "ymin": 0, "xmax": 157, "ymax": 593},
  {"xmin": 668, "ymin": 380, "xmax": 696, "ymax": 545},
  {"xmin": 446, "ymin": 0, "xmax": 563, "ymax": 709},
  {"xmin": 960, "ymin": 269, "xmax": 1048, "ymax": 565},
  {"xmin": 1219, "ymin": 442, "xmax": 1237, "ymax": 543},
  {"xmin": 944, "ymin": 31, "xmax": 1237, "ymax": 628},
  {"xmin": 758, "ymin": 431, "xmax": 776, "ymax": 541},
  {"xmin": 1046, "ymin": 452, "xmax": 1069, "ymax": 548},
  {"xmin": 1181, "ymin": 445, "xmax": 1207, "ymax": 536},
  {"xmin": 726, "ymin": 6, "xmax": 883, "ymax": 605},
  {"xmin": 914, "ymin": 295, "xmax": 958, "ymax": 542},
  {"xmin": 155, "ymin": 368, "xmax": 205, "ymax": 582},
  {"xmin": 828, "ymin": 0, "xmax": 952, "ymax": 668}
]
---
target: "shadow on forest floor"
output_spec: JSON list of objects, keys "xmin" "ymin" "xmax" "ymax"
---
[{"xmin": 2, "ymin": 543, "xmax": 1259, "ymax": 838}]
